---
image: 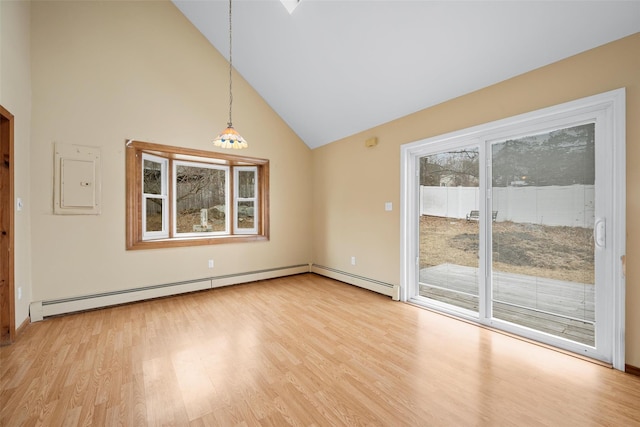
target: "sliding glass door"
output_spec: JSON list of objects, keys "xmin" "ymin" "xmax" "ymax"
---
[
  {"xmin": 402, "ymin": 89, "xmax": 625, "ymax": 368},
  {"xmin": 490, "ymin": 124, "xmax": 596, "ymax": 346},
  {"xmin": 418, "ymin": 148, "xmax": 480, "ymax": 314}
]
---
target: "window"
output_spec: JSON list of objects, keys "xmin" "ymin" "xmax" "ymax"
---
[
  {"xmin": 234, "ymin": 167, "xmax": 258, "ymax": 234},
  {"xmin": 142, "ymin": 153, "xmax": 168, "ymax": 240},
  {"xmin": 126, "ymin": 140, "xmax": 269, "ymax": 249}
]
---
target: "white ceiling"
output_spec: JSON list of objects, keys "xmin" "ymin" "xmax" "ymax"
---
[{"xmin": 173, "ymin": 0, "xmax": 640, "ymax": 149}]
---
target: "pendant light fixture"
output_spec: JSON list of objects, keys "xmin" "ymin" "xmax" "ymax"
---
[{"xmin": 213, "ymin": 0, "xmax": 248, "ymax": 149}]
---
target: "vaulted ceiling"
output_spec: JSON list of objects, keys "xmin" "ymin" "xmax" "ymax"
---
[{"xmin": 173, "ymin": 0, "xmax": 640, "ymax": 149}]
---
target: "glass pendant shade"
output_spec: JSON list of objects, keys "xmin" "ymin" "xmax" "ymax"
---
[{"xmin": 213, "ymin": 124, "xmax": 248, "ymax": 149}]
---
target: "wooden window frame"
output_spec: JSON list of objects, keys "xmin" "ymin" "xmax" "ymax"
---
[{"xmin": 126, "ymin": 140, "xmax": 269, "ymax": 250}]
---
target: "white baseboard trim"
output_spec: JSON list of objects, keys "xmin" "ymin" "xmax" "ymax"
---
[
  {"xmin": 311, "ymin": 264, "xmax": 399, "ymax": 300},
  {"xmin": 30, "ymin": 264, "xmax": 310, "ymax": 321}
]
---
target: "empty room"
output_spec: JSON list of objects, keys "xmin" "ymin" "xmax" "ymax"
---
[{"xmin": 2, "ymin": 0, "xmax": 640, "ymax": 425}]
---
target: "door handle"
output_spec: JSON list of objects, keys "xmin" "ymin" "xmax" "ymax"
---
[{"xmin": 594, "ymin": 218, "xmax": 606, "ymax": 248}]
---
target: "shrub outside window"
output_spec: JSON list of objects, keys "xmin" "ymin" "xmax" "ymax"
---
[{"xmin": 126, "ymin": 140, "xmax": 269, "ymax": 249}]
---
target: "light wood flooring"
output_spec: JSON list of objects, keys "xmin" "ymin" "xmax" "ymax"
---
[{"xmin": 2, "ymin": 273, "xmax": 640, "ymax": 426}]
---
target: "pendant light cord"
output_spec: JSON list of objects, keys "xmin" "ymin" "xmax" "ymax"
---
[{"xmin": 228, "ymin": 0, "xmax": 233, "ymax": 127}]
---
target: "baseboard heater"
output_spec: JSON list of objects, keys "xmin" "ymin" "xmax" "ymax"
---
[
  {"xmin": 30, "ymin": 264, "xmax": 310, "ymax": 321},
  {"xmin": 311, "ymin": 264, "xmax": 400, "ymax": 300}
]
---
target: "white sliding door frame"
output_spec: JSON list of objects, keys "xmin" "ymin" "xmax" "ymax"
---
[{"xmin": 400, "ymin": 88, "xmax": 626, "ymax": 370}]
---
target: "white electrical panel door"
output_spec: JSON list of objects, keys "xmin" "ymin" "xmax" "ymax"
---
[
  {"xmin": 61, "ymin": 158, "xmax": 95, "ymax": 207},
  {"xmin": 54, "ymin": 143, "xmax": 102, "ymax": 214}
]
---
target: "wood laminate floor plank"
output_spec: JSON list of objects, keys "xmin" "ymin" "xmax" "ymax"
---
[{"xmin": 1, "ymin": 273, "xmax": 640, "ymax": 426}]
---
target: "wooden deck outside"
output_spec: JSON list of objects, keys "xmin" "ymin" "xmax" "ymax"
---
[{"xmin": 419, "ymin": 263, "xmax": 595, "ymax": 345}]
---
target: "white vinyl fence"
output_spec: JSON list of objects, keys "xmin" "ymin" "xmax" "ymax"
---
[{"xmin": 420, "ymin": 185, "xmax": 594, "ymax": 228}]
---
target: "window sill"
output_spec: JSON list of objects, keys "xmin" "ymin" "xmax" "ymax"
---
[{"xmin": 126, "ymin": 234, "xmax": 269, "ymax": 250}]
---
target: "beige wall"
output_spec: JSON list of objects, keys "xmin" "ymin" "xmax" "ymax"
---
[
  {"xmin": 0, "ymin": 0, "xmax": 32, "ymax": 328},
  {"xmin": 29, "ymin": 1, "xmax": 311, "ymax": 300},
  {"xmin": 312, "ymin": 33, "xmax": 640, "ymax": 367}
]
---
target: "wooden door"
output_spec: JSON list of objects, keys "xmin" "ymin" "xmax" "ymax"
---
[{"xmin": 0, "ymin": 105, "xmax": 15, "ymax": 344}]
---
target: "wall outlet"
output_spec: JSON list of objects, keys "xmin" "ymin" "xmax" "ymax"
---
[
  {"xmin": 208, "ymin": 259, "xmax": 214, "ymax": 269},
  {"xmin": 17, "ymin": 287, "xmax": 22, "ymax": 300},
  {"xmin": 351, "ymin": 256, "xmax": 356, "ymax": 266}
]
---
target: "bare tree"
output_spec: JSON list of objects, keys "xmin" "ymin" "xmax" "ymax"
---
[{"xmin": 420, "ymin": 149, "xmax": 479, "ymax": 187}]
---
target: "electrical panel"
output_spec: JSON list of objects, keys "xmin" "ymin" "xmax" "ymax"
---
[{"xmin": 54, "ymin": 142, "xmax": 101, "ymax": 215}]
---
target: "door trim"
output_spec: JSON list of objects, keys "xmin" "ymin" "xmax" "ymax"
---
[{"xmin": 0, "ymin": 104, "xmax": 15, "ymax": 345}]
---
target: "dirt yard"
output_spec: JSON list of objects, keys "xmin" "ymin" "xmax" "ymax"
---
[
  {"xmin": 146, "ymin": 211, "xmax": 252, "ymax": 234},
  {"xmin": 420, "ymin": 215, "xmax": 595, "ymax": 284}
]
